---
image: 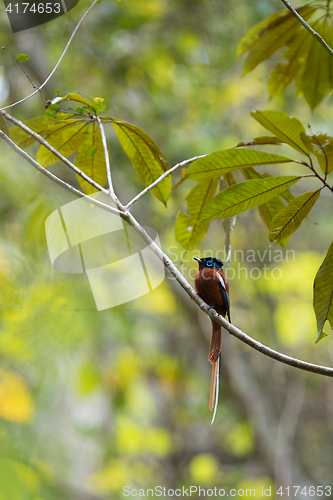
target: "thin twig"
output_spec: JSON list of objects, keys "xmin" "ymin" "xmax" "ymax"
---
[
  {"xmin": 125, "ymin": 154, "xmax": 207, "ymax": 209},
  {"xmin": 1, "ymin": 110, "xmax": 109, "ymax": 194},
  {"xmin": 96, "ymin": 117, "xmax": 116, "ymax": 200},
  {"xmin": 1, "ymin": 0, "xmax": 99, "ymax": 110},
  {"xmin": 303, "ymin": 155, "xmax": 333, "ymax": 192},
  {"xmin": 279, "ymin": 0, "xmax": 333, "ymax": 57},
  {"xmin": 0, "ymin": 130, "xmax": 121, "ymax": 216}
]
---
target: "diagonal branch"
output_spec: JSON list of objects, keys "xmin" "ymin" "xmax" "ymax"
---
[
  {"xmin": 125, "ymin": 154, "xmax": 207, "ymax": 210},
  {"xmin": 118, "ymin": 210, "xmax": 333, "ymax": 378},
  {"xmin": 1, "ymin": 126, "xmax": 332, "ymax": 378},
  {"xmin": 1, "ymin": 0, "xmax": 100, "ymax": 110},
  {"xmin": 279, "ymin": 0, "xmax": 333, "ymax": 58}
]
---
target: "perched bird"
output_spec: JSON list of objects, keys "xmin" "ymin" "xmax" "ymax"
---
[{"xmin": 194, "ymin": 257, "xmax": 231, "ymax": 420}]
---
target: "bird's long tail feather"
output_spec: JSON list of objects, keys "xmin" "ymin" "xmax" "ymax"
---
[
  {"xmin": 208, "ymin": 320, "xmax": 222, "ymax": 412},
  {"xmin": 210, "ymin": 354, "xmax": 220, "ymax": 425}
]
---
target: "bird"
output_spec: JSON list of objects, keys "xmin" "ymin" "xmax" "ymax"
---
[{"xmin": 193, "ymin": 257, "xmax": 231, "ymax": 421}]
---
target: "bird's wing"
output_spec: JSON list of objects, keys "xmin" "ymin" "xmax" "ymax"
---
[{"xmin": 217, "ymin": 273, "xmax": 231, "ymax": 323}]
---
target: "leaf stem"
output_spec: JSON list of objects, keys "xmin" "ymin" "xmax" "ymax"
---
[
  {"xmin": 303, "ymin": 155, "xmax": 333, "ymax": 192},
  {"xmin": 96, "ymin": 117, "xmax": 117, "ymax": 202}
]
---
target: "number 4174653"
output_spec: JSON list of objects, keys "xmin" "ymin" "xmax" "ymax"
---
[
  {"xmin": 5, "ymin": 3, "xmax": 61, "ymax": 13},
  {"xmin": 276, "ymin": 485, "xmax": 332, "ymax": 496}
]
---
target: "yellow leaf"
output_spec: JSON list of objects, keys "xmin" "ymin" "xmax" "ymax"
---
[
  {"xmin": 302, "ymin": 18, "xmax": 333, "ymax": 110},
  {"xmin": 75, "ymin": 122, "xmax": 107, "ymax": 194},
  {"xmin": 0, "ymin": 370, "xmax": 34, "ymax": 423}
]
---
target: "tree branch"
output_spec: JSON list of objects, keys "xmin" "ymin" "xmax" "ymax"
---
[
  {"xmin": 279, "ymin": 0, "xmax": 333, "ymax": 58},
  {"xmin": 115, "ymin": 210, "xmax": 333, "ymax": 378},
  {"xmin": 1, "ymin": 0, "xmax": 100, "ymax": 110},
  {"xmin": 1, "ymin": 120, "xmax": 332, "ymax": 378},
  {"xmin": 124, "ymin": 155, "xmax": 207, "ymax": 210}
]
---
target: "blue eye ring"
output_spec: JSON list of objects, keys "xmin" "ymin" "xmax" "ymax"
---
[{"xmin": 206, "ymin": 260, "xmax": 213, "ymax": 267}]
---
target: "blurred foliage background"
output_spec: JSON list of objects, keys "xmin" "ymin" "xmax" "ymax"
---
[{"xmin": 0, "ymin": 0, "xmax": 333, "ymax": 498}]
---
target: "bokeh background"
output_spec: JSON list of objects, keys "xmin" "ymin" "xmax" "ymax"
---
[{"xmin": 0, "ymin": 0, "xmax": 333, "ymax": 498}]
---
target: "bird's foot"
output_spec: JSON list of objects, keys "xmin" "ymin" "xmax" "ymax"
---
[{"xmin": 207, "ymin": 306, "xmax": 217, "ymax": 314}]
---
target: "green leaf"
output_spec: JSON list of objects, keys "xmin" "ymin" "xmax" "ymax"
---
[
  {"xmin": 16, "ymin": 53, "xmax": 29, "ymax": 62},
  {"xmin": 268, "ymin": 26, "xmax": 313, "ymax": 98},
  {"xmin": 52, "ymin": 93, "xmax": 94, "ymax": 109},
  {"xmin": 187, "ymin": 148, "xmax": 293, "ymax": 181},
  {"xmin": 301, "ymin": 133, "xmax": 333, "ymax": 175},
  {"xmin": 175, "ymin": 213, "xmax": 210, "ymax": 251},
  {"xmin": 251, "ymin": 110, "xmax": 310, "ymax": 155},
  {"xmin": 243, "ymin": 165, "xmax": 295, "ymax": 204},
  {"xmin": 9, "ymin": 116, "xmax": 54, "ymax": 149},
  {"xmin": 187, "ymin": 178, "xmax": 219, "ymax": 217},
  {"xmin": 269, "ymin": 190, "xmax": 320, "ymax": 243},
  {"xmin": 75, "ymin": 122, "xmax": 107, "ymax": 194},
  {"xmin": 0, "ymin": 114, "xmax": 10, "ymax": 136},
  {"xmin": 93, "ymin": 97, "xmax": 106, "ymax": 113},
  {"xmin": 236, "ymin": 136, "xmax": 282, "ymax": 147},
  {"xmin": 112, "ymin": 119, "xmax": 171, "ymax": 204},
  {"xmin": 313, "ymin": 241, "xmax": 333, "ymax": 342},
  {"xmin": 242, "ymin": 167, "xmax": 286, "ymax": 230},
  {"xmin": 85, "ymin": 146, "xmax": 97, "ymax": 157},
  {"xmin": 175, "ymin": 178, "xmax": 218, "ymax": 251},
  {"xmin": 76, "ymin": 106, "xmax": 88, "ymax": 114},
  {"xmin": 36, "ymin": 122, "xmax": 88, "ymax": 167},
  {"xmin": 302, "ymin": 18, "xmax": 333, "ymax": 110},
  {"xmin": 53, "ymin": 89, "xmax": 61, "ymax": 95},
  {"xmin": 240, "ymin": 4, "xmax": 316, "ymax": 74},
  {"xmin": 200, "ymin": 176, "xmax": 300, "ymax": 222}
]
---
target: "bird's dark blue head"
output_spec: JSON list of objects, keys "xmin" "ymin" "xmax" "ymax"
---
[{"xmin": 194, "ymin": 257, "xmax": 224, "ymax": 269}]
